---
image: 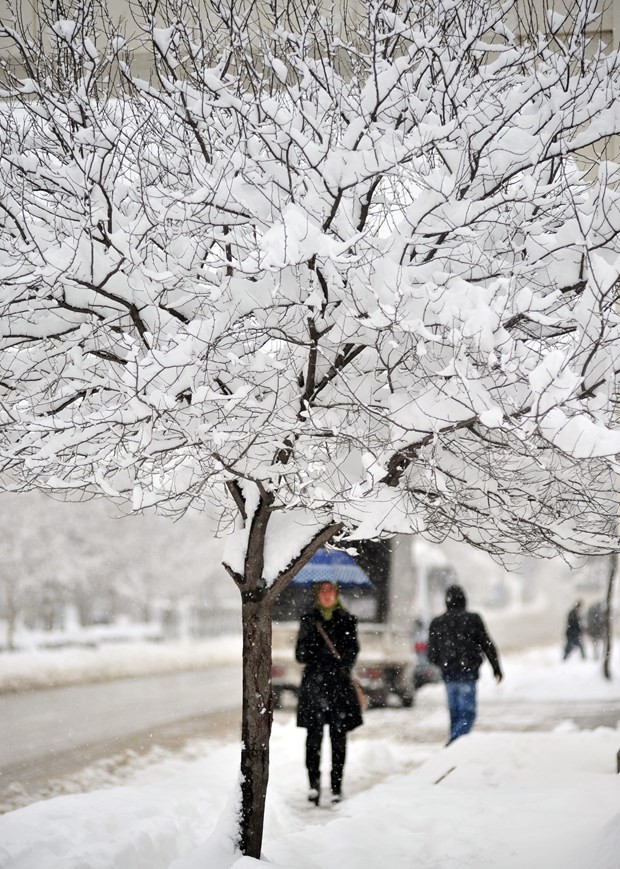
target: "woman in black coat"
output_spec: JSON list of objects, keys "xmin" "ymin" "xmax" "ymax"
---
[{"xmin": 295, "ymin": 580, "xmax": 363, "ymax": 805}]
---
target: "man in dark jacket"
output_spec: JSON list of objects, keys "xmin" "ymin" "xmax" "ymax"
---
[
  {"xmin": 563, "ymin": 600, "xmax": 585, "ymax": 660},
  {"xmin": 428, "ymin": 584, "xmax": 503, "ymax": 745},
  {"xmin": 295, "ymin": 580, "xmax": 363, "ymax": 805}
]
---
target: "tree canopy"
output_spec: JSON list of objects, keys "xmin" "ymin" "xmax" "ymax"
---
[
  {"xmin": 3, "ymin": 0, "xmax": 620, "ymax": 856},
  {"xmin": 2, "ymin": 0, "xmax": 619, "ymax": 570}
]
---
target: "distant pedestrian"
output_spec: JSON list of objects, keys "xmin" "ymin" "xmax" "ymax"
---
[
  {"xmin": 295, "ymin": 580, "xmax": 363, "ymax": 806},
  {"xmin": 428, "ymin": 584, "xmax": 503, "ymax": 746},
  {"xmin": 563, "ymin": 600, "xmax": 586, "ymax": 660},
  {"xmin": 586, "ymin": 601, "xmax": 607, "ymax": 660}
]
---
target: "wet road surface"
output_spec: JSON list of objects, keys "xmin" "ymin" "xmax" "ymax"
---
[{"xmin": 1, "ymin": 666, "xmax": 241, "ymax": 809}]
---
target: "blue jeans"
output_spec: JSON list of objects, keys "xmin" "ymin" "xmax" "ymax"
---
[
  {"xmin": 445, "ymin": 680, "xmax": 477, "ymax": 744},
  {"xmin": 563, "ymin": 637, "xmax": 585, "ymax": 660}
]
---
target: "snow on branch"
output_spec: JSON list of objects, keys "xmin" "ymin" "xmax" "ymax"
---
[{"xmin": 0, "ymin": 0, "xmax": 619, "ymax": 562}]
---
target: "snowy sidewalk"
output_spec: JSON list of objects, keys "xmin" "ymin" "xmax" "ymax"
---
[
  {"xmin": 1, "ymin": 646, "xmax": 619, "ymax": 869},
  {"xmin": 265, "ymin": 729, "xmax": 620, "ymax": 869},
  {"xmin": 1, "ymin": 723, "xmax": 619, "ymax": 869}
]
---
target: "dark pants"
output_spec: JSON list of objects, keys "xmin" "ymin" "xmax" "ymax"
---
[
  {"xmin": 563, "ymin": 636, "xmax": 585, "ymax": 659},
  {"xmin": 305, "ymin": 724, "xmax": 347, "ymax": 795},
  {"xmin": 445, "ymin": 680, "xmax": 477, "ymax": 744}
]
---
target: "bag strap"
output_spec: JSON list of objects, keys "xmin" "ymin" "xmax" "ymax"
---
[{"xmin": 315, "ymin": 621, "xmax": 342, "ymax": 661}]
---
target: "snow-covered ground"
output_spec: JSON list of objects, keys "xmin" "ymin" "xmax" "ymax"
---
[
  {"xmin": 0, "ymin": 635, "xmax": 242, "ymax": 694},
  {"xmin": 1, "ymin": 641, "xmax": 619, "ymax": 869}
]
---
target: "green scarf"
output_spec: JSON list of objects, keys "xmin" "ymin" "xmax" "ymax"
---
[{"xmin": 318, "ymin": 602, "xmax": 338, "ymax": 621}]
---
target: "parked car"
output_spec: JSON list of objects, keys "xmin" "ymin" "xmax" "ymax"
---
[{"xmin": 412, "ymin": 620, "xmax": 441, "ymax": 689}]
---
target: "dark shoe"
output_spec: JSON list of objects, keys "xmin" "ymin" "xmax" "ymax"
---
[
  {"xmin": 308, "ymin": 787, "xmax": 320, "ymax": 806},
  {"xmin": 331, "ymin": 792, "xmax": 342, "ymax": 804}
]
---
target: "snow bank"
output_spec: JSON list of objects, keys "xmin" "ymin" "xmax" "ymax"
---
[
  {"xmin": 0, "ymin": 636, "xmax": 242, "ymax": 693},
  {"xmin": 2, "ymin": 724, "xmax": 619, "ymax": 869}
]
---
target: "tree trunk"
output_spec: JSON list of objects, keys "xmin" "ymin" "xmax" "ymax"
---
[
  {"xmin": 603, "ymin": 552, "xmax": 616, "ymax": 680},
  {"xmin": 226, "ymin": 504, "xmax": 343, "ymax": 858},
  {"xmin": 238, "ymin": 594, "xmax": 274, "ymax": 858}
]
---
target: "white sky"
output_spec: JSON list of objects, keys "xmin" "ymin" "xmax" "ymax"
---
[{"xmin": 1, "ymin": 642, "xmax": 619, "ymax": 869}]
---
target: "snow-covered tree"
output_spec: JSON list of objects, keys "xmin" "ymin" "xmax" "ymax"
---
[
  {"xmin": 0, "ymin": 490, "xmax": 228, "ymax": 637},
  {"xmin": 0, "ymin": 491, "xmax": 73, "ymax": 646},
  {"xmin": 1, "ymin": 0, "xmax": 620, "ymax": 856}
]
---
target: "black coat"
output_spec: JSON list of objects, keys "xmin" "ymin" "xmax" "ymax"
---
[
  {"xmin": 566, "ymin": 606, "xmax": 583, "ymax": 641},
  {"xmin": 428, "ymin": 609, "xmax": 502, "ymax": 683},
  {"xmin": 295, "ymin": 606, "xmax": 363, "ymax": 732}
]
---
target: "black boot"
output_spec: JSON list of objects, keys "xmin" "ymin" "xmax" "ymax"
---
[
  {"xmin": 329, "ymin": 727, "xmax": 346, "ymax": 804},
  {"xmin": 330, "ymin": 771, "xmax": 342, "ymax": 803},
  {"xmin": 308, "ymin": 773, "xmax": 320, "ymax": 806}
]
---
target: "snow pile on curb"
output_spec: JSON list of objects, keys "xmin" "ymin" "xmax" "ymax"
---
[{"xmin": 0, "ymin": 635, "xmax": 242, "ymax": 693}]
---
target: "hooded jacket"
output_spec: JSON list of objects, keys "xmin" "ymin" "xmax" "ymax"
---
[
  {"xmin": 428, "ymin": 585, "xmax": 502, "ymax": 683},
  {"xmin": 566, "ymin": 604, "xmax": 583, "ymax": 641}
]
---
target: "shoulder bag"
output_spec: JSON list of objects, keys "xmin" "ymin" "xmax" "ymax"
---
[{"xmin": 315, "ymin": 621, "xmax": 368, "ymax": 712}]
